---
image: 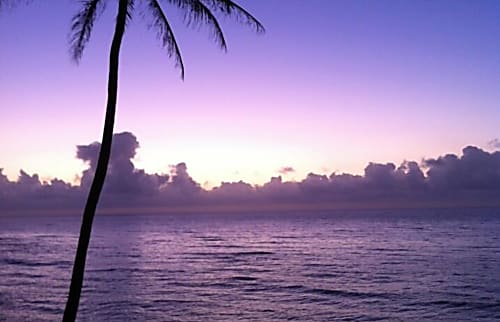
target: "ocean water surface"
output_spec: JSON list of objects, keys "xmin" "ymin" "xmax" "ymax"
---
[{"xmin": 1, "ymin": 208, "xmax": 500, "ymax": 321}]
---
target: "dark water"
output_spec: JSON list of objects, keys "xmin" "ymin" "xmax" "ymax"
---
[{"xmin": 1, "ymin": 209, "xmax": 500, "ymax": 321}]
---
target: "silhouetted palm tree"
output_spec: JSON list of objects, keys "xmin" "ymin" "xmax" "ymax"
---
[{"xmin": 2, "ymin": 1, "xmax": 263, "ymax": 321}]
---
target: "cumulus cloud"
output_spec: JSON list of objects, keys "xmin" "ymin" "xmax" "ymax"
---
[
  {"xmin": 278, "ymin": 166, "xmax": 295, "ymax": 175},
  {"xmin": 1, "ymin": 133, "xmax": 500, "ymax": 213},
  {"xmin": 424, "ymin": 146, "xmax": 500, "ymax": 190},
  {"xmin": 488, "ymin": 138, "xmax": 500, "ymax": 149},
  {"xmin": 75, "ymin": 133, "xmax": 170, "ymax": 210},
  {"xmin": 0, "ymin": 168, "xmax": 80, "ymax": 211}
]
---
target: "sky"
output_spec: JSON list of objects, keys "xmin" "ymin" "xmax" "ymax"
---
[{"xmin": 1, "ymin": 0, "xmax": 500, "ymax": 188}]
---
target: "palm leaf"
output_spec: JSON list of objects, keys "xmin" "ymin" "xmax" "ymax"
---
[
  {"xmin": 0, "ymin": 0, "xmax": 33, "ymax": 11},
  {"xmin": 126, "ymin": 0, "xmax": 135, "ymax": 24},
  {"xmin": 203, "ymin": 0, "xmax": 265, "ymax": 33},
  {"xmin": 167, "ymin": 0, "xmax": 227, "ymax": 51},
  {"xmin": 70, "ymin": 0, "xmax": 105, "ymax": 62},
  {"xmin": 148, "ymin": 0, "xmax": 185, "ymax": 79}
]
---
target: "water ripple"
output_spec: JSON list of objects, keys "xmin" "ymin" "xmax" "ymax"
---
[{"xmin": 1, "ymin": 209, "xmax": 499, "ymax": 321}]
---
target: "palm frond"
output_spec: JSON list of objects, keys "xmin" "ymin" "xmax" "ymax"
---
[
  {"xmin": 202, "ymin": 0, "xmax": 265, "ymax": 34},
  {"xmin": 126, "ymin": 0, "xmax": 135, "ymax": 25},
  {"xmin": 0, "ymin": 0, "xmax": 10, "ymax": 11},
  {"xmin": 70, "ymin": 0, "xmax": 105, "ymax": 62},
  {"xmin": 148, "ymin": 0, "xmax": 185, "ymax": 79},
  {"xmin": 0, "ymin": 0, "xmax": 33, "ymax": 12},
  {"xmin": 167, "ymin": 0, "xmax": 227, "ymax": 51},
  {"xmin": 0, "ymin": 0, "xmax": 8, "ymax": 11}
]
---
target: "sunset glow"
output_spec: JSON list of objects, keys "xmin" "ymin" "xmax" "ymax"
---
[{"xmin": 1, "ymin": 0, "xmax": 499, "ymax": 186}]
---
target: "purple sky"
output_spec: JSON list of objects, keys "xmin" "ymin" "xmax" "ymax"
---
[{"xmin": 1, "ymin": 0, "xmax": 500, "ymax": 187}]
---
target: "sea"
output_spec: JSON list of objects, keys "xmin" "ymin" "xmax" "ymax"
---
[{"xmin": 1, "ymin": 208, "xmax": 500, "ymax": 321}]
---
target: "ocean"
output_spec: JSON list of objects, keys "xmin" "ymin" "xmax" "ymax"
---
[{"xmin": 1, "ymin": 208, "xmax": 500, "ymax": 321}]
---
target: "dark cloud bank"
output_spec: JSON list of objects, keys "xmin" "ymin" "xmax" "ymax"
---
[{"xmin": 1, "ymin": 132, "xmax": 500, "ymax": 214}]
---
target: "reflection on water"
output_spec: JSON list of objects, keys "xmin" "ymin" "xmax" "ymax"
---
[{"xmin": 1, "ymin": 209, "xmax": 500, "ymax": 321}]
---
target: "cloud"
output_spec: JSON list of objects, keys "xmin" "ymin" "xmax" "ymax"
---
[
  {"xmin": 1, "ymin": 133, "xmax": 500, "ymax": 213},
  {"xmin": 0, "ymin": 168, "xmax": 81, "ymax": 211},
  {"xmin": 488, "ymin": 138, "xmax": 500, "ymax": 149},
  {"xmin": 77, "ymin": 132, "xmax": 169, "ymax": 198},
  {"xmin": 278, "ymin": 166, "xmax": 295, "ymax": 175},
  {"xmin": 424, "ymin": 146, "xmax": 500, "ymax": 190}
]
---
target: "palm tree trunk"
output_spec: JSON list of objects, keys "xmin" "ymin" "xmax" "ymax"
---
[{"xmin": 63, "ymin": 1, "xmax": 128, "ymax": 321}]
